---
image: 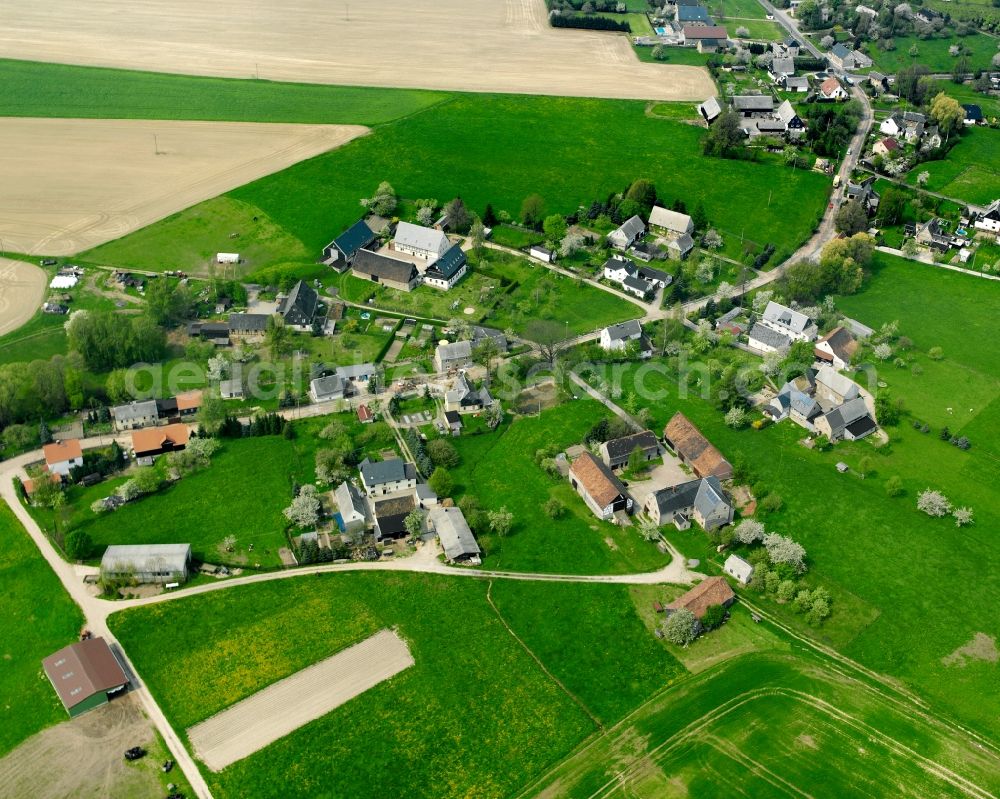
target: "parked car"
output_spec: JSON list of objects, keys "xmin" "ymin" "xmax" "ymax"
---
[{"xmin": 124, "ymin": 747, "xmax": 146, "ymax": 761}]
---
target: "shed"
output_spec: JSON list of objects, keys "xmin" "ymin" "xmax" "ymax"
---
[
  {"xmin": 723, "ymin": 554, "xmax": 754, "ymax": 585},
  {"xmin": 42, "ymin": 637, "xmax": 129, "ymax": 717},
  {"xmin": 429, "ymin": 506, "xmax": 481, "ymax": 563}
]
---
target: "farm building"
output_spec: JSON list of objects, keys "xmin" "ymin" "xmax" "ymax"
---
[
  {"xmin": 228, "ymin": 313, "xmax": 269, "ymax": 339},
  {"xmin": 352, "ymin": 250, "xmax": 420, "ymax": 292},
  {"xmin": 360, "ymin": 458, "xmax": 418, "ymax": 497},
  {"xmin": 373, "ymin": 494, "xmax": 416, "ymax": 541},
  {"xmin": 599, "ymin": 430, "xmax": 659, "ymax": 470},
  {"xmin": 216, "ymin": 252, "xmax": 240, "ymax": 264},
  {"xmin": 529, "ymin": 245, "xmax": 556, "ymax": 263},
  {"xmin": 220, "ymin": 378, "xmax": 245, "ymax": 399},
  {"xmin": 334, "ymin": 481, "xmax": 369, "ymax": 537},
  {"xmin": 663, "ymin": 412, "xmax": 733, "ymax": 480},
  {"xmin": 111, "ymin": 399, "xmax": 159, "ymax": 431},
  {"xmin": 644, "ymin": 476, "xmax": 733, "ymax": 531},
  {"xmin": 156, "ymin": 390, "xmax": 203, "ymax": 422},
  {"xmin": 42, "ymin": 637, "xmax": 129, "ymax": 718},
  {"xmin": 428, "ymin": 506, "xmax": 481, "ymax": 563},
  {"xmin": 608, "ymin": 215, "xmax": 646, "ymax": 250},
  {"xmin": 814, "ymin": 326, "xmax": 858, "ymax": 369},
  {"xmin": 323, "ymin": 218, "xmax": 376, "ymax": 269},
  {"xmin": 131, "ymin": 423, "xmax": 189, "ymax": 464},
  {"xmin": 724, "ymin": 554, "xmax": 754, "ymax": 585},
  {"xmin": 357, "ymin": 404, "xmax": 374, "ymax": 424},
  {"xmin": 648, "ymin": 206, "xmax": 694, "ymax": 237},
  {"xmin": 665, "ymin": 576, "xmax": 736, "ymax": 620},
  {"xmin": 569, "ymin": 451, "xmax": 633, "ymax": 521},
  {"xmin": 101, "ymin": 543, "xmax": 192, "ymax": 584},
  {"xmin": 43, "ymin": 439, "xmax": 83, "ymax": 477},
  {"xmin": 423, "ymin": 243, "xmax": 468, "ymax": 290},
  {"xmin": 393, "ymin": 222, "xmax": 450, "ymax": 261}
]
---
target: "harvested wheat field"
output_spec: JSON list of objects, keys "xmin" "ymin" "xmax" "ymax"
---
[
  {"xmin": 0, "ymin": 258, "xmax": 47, "ymax": 336},
  {"xmin": 0, "ymin": 0, "xmax": 713, "ymax": 101},
  {"xmin": 187, "ymin": 629, "xmax": 414, "ymax": 771},
  {"xmin": 0, "ymin": 118, "xmax": 367, "ymax": 256}
]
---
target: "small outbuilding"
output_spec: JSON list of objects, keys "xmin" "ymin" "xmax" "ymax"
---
[
  {"xmin": 723, "ymin": 554, "xmax": 754, "ymax": 585},
  {"xmin": 42, "ymin": 637, "xmax": 129, "ymax": 718}
]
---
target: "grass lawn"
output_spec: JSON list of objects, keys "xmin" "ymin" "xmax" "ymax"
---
[
  {"xmin": 729, "ymin": 19, "xmax": 786, "ymax": 39},
  {"xmin": 84, "ymin": 93, "xmax": 828, "ymax": 273},
  {"xmin": 932, "ymin": 79, "xmax": 1000, "ymax": 120},
  {"xmin": 0, "ymin": 313, "xmax": 69, "ymax": 366},
  {"xmin": 704, "ymin": 0, "xmax": 768, "ymax": 19},
  {"xmin": 527, "ymin": 652, "xmax": 1000, "ymax": 798},
  {"xmin": 0, "ymin": 59, "xmax": 448, "ymax": 125},
  {"xmin": 450, "ymin": 400, "xmax": 670, "ymax": 575},
  {"xmin": 632, "ymin": 45, "xmax": 712, "ymax": 66},
  {"xmin": 489, "ymin": 224, "xmax": 545, "ymax": 249},
  {"xmin": 0, "ymin": 503, "xmax": 84, "ymax": 756},
  {"xmin": 109, "ymin": 572, "xmax": 597, "ymax": 799},
  {"xmin": 903, "ymin": 127, "xmax": 1000, "ymax": 205},
  {"xmin": 868, "ymin": 33, "xmax": 997, "ymax": 74}
]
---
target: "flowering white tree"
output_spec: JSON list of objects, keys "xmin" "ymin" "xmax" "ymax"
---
[
  {"xmin": 873, "ymin": 343, "xmax": 893, "ymax": 361},
  {"xmin": 725, "ymin": 406, "xmax": 748, "ymax": 429},
  {"xmin": 717, "ymin": 281, "xmax": 734, "ymax": 300},
  {"xmin": 116, "ymin": 479, "xmax": 143, "ymax": 502},
  {"xmin": 953, "ymin": 507, "xmax": 974, "ymax": 527},
  {"xmin": 416, "ymin": 206, "xmax": 435, "ymax": 226},
  {"xmin": 695, "ymin": 259, "xmax": 716, "ymax": 284},
  {"xmin": 752, "ymin": 290, "xmax": 774, "ymax": 314},
  {"xmin": 917, "ymin": 170, "xmax": 930, "ymax": 186},
  {"xmin": 662, "ymin": 608, "xmax": 699, "ymax": 646},
  {"xmin": 759, "ymin": 350, "xmax": 783, "ymax": 378},
  {"xmin": 284, "ymin": 484, "xmax": 321, "ymax": 528},
  {"xmin": 559, "ymin": 232, "xmax": 585, "ymax": 257},
  {"xmin": 917, "ymin": 489, "xmax": 951, "ymax": 517},
  {"xmin": 207, "ymin": 354, "xmax": 229, "ymax": 381},
  {"xmin": 702, "ymin": 229, "xmax": 724, "ymax": 249},
  {"xmin": 763, "ymin": 532, "xmax": 807, "ymax": 573},
  {"xmin": 733, "ymin": 519, "xmax": 765, "ymax": 544},
  {"xmin": 736, "ymin": 25, "xmax": 750, "ymax": 37}
]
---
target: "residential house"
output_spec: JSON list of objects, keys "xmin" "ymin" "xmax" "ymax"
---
[
  {"xmin": 760, "ymin": 300, "xmax": 817, "ymax": 342},
  {"xmin": 772, "ymin": 37, "xmax": 801, "ymax": 58},
  {"xmin": 873, "ymin": 137, "xmax": 900, "ymax": 158},
  {"xmin": 444, "ymin": 372, "xmax": 493, "ymax": 413},
  {"xmin": 818, "ymin": 76, "xmax": 849, "ymax": 101},
  {"xmin": 423, "ymin": 243, "xmax": 468, "ymax": 290},
  {"xmin": 776, "ymin": 100, "xmax": 806, "ymax": 137},
  {"xmin": 608, "ymin": 215, "xmax": 646, "ymax": 250},
  {"xmin": 131, "ymin": 423, "xmax": 189, "ymax": 464},
  {"xmin": 569, "ymin": 451, "xmax": 633, "ymax": 520},
  {"xmin": 747, "ymin": 322, "xmax": 791, "ymax": 354},
  {"xmin": 434, "ymin": 340, "xmax": 474, "ymax": 373},
  {"xmin": 323, "ymin": 218, "xmax": 376, "ymax": 270},
  {"xmin": 101, "ymin": 543, "xmax": 192, "ymax": 584},
  {"xmin": 846, "ymin": 176, "xmax": 880, "ymax": 215},
  {"xmin": 682, "ymin": 25, "xmax": 728, "ymax": 52},
  {"xmin": 428, "ymin": 506, "xmax": 481, "ymax": 563},
  {"xmin": 444, "ymin": 410, "xmax": 463, "ymax": 436},
  {"xmin": 359, "ymin": 458, "xmax": 418, "ymax": 497},
  {"xmin": 644, "ymin": 476, "xmax": 733, "ymax": 531},
  {"xmin": 732, "ymin": 95, "xmax": 775, "ymax": 117},
  {"xmin": 814, "ymin": 363, "xmax": 860, "ymax": 406},
  {"xmin": 372, "ymin": 494, "xmax": 416, "ymax": 540},
  {"xmin": 782, "ymin": 75, "xmax": 810, "ymax": 93},
  {"xmin": 352, "ymin": 250, "xmax": 420, "ymax": 292},
  {"xmin": 310, "ymin": 374, "xmax": 346, "ymax": 403},
  {"xmin": 663, "ymin": 412, "xmax": 733, "ymax": 480},
  {"xmin": 599, "ymin": 320, "xmax": 651, "ymax": 357},
  {"xmin": 600, "ymin": 430, "xmax": 659, "ymax": 470},
  {"xmin": 971, "ymin": 199, "xmax": 1000, "ymax": 234},
  {"xmin": 227, "ymin": 313, "xmax": 269, "ymax": 339},
  {"xmin": 915, "ymin": 218, "xmax": 954, "ymax": 252},
  {"xmin": 962, "ymin": 104, "xmax": 984, "ymax": 126},
  {"xmin": 219, "ymin": 378, "xmax": 245, "ymax": 399},
  {"xmin": 42, "ymin": 637, "xmax": 129, "ymax": 718},
  {"xmin": 764, "ymin": 375, "xmax": 822, "ymax": 429},
  {"xmin": 334, "ymin": 481, "xmax": 368, "ymax": 536},
  {"xmin": 676, "ymin": 4, "xmax": 713, "ymax": 23},
  {"xmin": 649, "ymin": 206, "xmax": 695, "ymax": 238},
  {"xmin": 357, "ymin": 404, "xmax": 374, "ymax": 424},
  {"xmin": 111, "ymin": 399, "xmax": 159, "ymax": 431},
  {"xmin": 277, "ymin": 280, "xmax": 319, "ymax": 330},
  {"xmin": 724, "ymin": 554, "xmax": 754, "ymax": 585},
  {"xmin": 698, "ymin": 96, "xmax": 722, "ymax": 123},
  {"xmin": 335, "ymin": 362, "xmax": 377, "ymax": 387},
  {"xmin": 828, "ymin": 43, "xmax": 871, "ymax": 71},
  {"xmin": 868, "ymin": 71, "xmax": 890, "ymax": 93},
  {"xmin": 814, "ymin": 326, "xmax": 858, "ymax": 369},
  {"xmin": 529, "ymin": 245, "xmax": 556, "ymax": 263},
  {"xmin": 666, "ymin": 233, "xmax": 694, "ymax": 261},
  {"xmin": 43, "ymin": 439, "xmax": 83, "ymax": 478},
  {"xmin": 471, "ymin": 325, "xmax": 509, "ymax": 352},
  {"xmin": 603, "ymin": 257, "xmax": 653, "ymax": 298},
  {"xmin": 880, "ymin": 111, "xmax": 925, "ymax": 143},
  {"xmin": 665, "ymin": 576, "xmax": 736, "ymax": 623},
  {"xmin": 393, "ymin": 221, "xmax": 450, "ymax": 261},
  {"xmin": 769, "ymin": 57, "xmax": 795, "ymax": 81},
  {"xmin": 814, "ymin": 396, "xmax": 877, "ymax": 441}
]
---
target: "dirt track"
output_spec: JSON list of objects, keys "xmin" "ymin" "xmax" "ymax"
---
[
  {"xmin": 187, "ymin": 629, "xmax": 414, "ymax": 771},
  {"xmin": 0, "ymin": 0, "xmax": 714, "ymax": 101},
  {"xmin": 0, "ymin": 118, "xmax": 368, "ymax": 256},
  {"xmin": 0, "ymin": 258, "xmax": 46, "ymax": 336}
]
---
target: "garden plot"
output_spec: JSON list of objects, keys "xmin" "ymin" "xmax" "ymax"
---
[
  {"xmin": 187, "ymin": 629, "xmax": 413, "ymax": 771},
  {"xmin": 0, "ymin": 0, "xmax": 714, "ymax": 101},
  {"xmin": 0, "ymin": 117, "xmax": 367, "ymax": 255}
]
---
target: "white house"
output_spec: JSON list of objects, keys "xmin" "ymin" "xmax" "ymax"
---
[
  {"xmin": 334, "ymin": 481, "xmax": 369, "ymax": 536},
  {"xmin": 434, "ymin": 340, "xmax": 473, "ymax": 373},
  {"xmin": 818, "ymin": 76, "xmax": 849, "ymax": 101},
  {"xmin": 600, "ymin": 320, "xmax": 648, "ymax": 356},
  {"xmin": 310, "ymin": 374, "xmax": 346, "ymax": 403},
  {"xmin": 393, "ymin": 221, "xmax": 450, "ymax": 261},
  {"xmin": 972, "ymin": 199, "xmax": 1000, "ymax": 234},
  {"xmin": 608, "ymin": 215, "xmax": 646, "ymax": 250},
  {"xmin": 529, "ymin": 245, "xmax": 556, "ymax": 263},
  {"xmin": 724, "ymin": 554, "xmax": 754, "ymax": 585},
  {"xmin": 747, "ymin": 322, "xmax": 791, "ymax": 354},
  {"xmin": 42, "ymin": 439, "xmax": 83, "ymax": 477},
  {"xmin": 422, "ymin": 243, "xmax": 468, "ymax": 290},
  {"xmin": 359, "ymin": 458, "xmax": 418, "ymax": 497},
  {"xmin": 760, "ymin": 300, "xmax": 817, "ymax": 342},
  {"xmin": 814, "ymin": 326, "xmax": 858, "ymax": 369},
  {"xmin": 648, "ymin": 206, "xmax": 694, "ymax": 237}
]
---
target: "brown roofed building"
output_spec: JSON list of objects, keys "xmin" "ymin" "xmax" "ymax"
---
[
  {"xmin": 814, "ymin": 326, "xmax": 858, "ymax": 370},
  {"xmin": 663, "ymin": 412, "xmax": 733, "ymax": 480},
  {"xmin": 569, "ymin": 451, "xmax": 632, "ymax": 520},
  {"xmin": 43, "ymin": 438, "xmax": 84, "ymax": 477},
  {"xmin": 42, "ymin": 637, "xmax": 129, "ymax": 717},
  {"xmin": 666, "ymin": 576, "xmax": 736, "ymax": 620},
  {"xmin": 175, "ymin": 390, "xmax": 203, "ymax": 414},
  {"xmin": 131, "ymin": 423, "xmax": 190, "ymax": 463}
]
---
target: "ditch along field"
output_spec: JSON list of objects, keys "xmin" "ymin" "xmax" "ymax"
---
[
  {"xmin": 0, "ymin": 117, "xmax": 367, "ymax": 256},
  {"xmin": 108, "ymin": 574, "xmax": 684, "ymax": 799},
  {"xmin": 0, "ymin": 0, "xmax": 714, "ymax": 101},
  {"xmin": 0, "ymin": 257, "xmax": 46, "ymax": 336},
  {"xmin": 577, "ymin": 253, "xmax": 1000, "ymax": 740}
]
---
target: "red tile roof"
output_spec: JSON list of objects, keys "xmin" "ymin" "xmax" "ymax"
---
[
  {"xmin": 570, "ymin": 451, "xmax": 627, "ymax": 508},
  {"xmin": 664, "ymin": 412, "xmax": 733, "ymax": 480},
  {"xmin": 666, "ymin": 577, "xmax": 735, "ymax": 619},
  {"xmin": 43, "ymin": 438, "xmax": 83, "ymax": 465},
  {"xmin": 131, "ymin": 423, "xmax": 190, "ymax": 456}
]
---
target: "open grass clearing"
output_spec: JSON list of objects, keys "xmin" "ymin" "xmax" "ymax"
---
[
  {"xmin": 0, "ymin": 117, "xmax": 367, "ymax": 257},
  {"xmin": 0, "ymin": 0, "xmax": 713, "ymax": 101},
  {"xmin": 904, "ymin": 128, "xmax": 1000, "ymax": 206},
  {"xmin": 705, "ymin": 0, "xmax": 769, "ymax": 19},
  {"xmin": 868, "ymin": 33, "xmax": 997, "ymax": 74}
]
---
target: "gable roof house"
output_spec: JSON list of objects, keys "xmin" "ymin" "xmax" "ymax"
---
[
  {"xmin": 663, "ymin": 412, "xmax": 733, "ymax": 480},
  {"xmin": 818, "ymin": 76, "xmax": 849, "ymax": 101},
  {"xmin": 428, "ymin": 506, "xmax": 482, "ymax": 563},
  {"xmin": 42, "ymin": 637, "xmax": 129, "ymax": 718},
  {"xmin": 636, "ymin": 264, "xmax": 671, "ymax": 287},
  {"xmin": 599, "ymin": 430, "xmax": 660, "ymax": 470},
  {"xmin": 334, "ymin": 480, "xmax": 369, "ymax": 537},
  {"xmin": 444, "ymin": 372, "xmax": 494, "ymax": 413},
  {"xmin": 228, "ymin": 312, "xmax": 270, "ymax": 338},
  {"xmin": 422, "ymin": 243, "xmax": 468, "ymax": 290},
  {"xmin": 277, "ymin": 280, "xmax": 319, "ymax": 330},
  {"xmin": 724, "ymin": 553, "xmax": 754, "ymax": 585},
  {"xmin": 644, "ymin": 476, "xmax": 733, "ymax": 531},
  {"xmin": 814, "ymin": 363, "xmax": 860, "ymax": 406},
  {"xmin": 682, "ymin": 25, "xmax": 728, "ymax": 52},
  {"xmin": 603, "ymin": 257, "xmax": 653, "ymax": 298},
  {"xmin": 599, "ymin": 320, "xmax": 651, "ymax": 357},
  {"xmin": 873, "ymin": 137, "xmax": 900, "ymax": 157},
  {"xmin": 769, "ymin": 57, "xmax": 796, "ymax": 81},
  {"xmin": 434, "ymin": 340, "xmax": 474, "ymax": 373},
  {"xmin": 393, "ymin": 221, "xmax": 451, "ymax": 261},
  {"xmin": 131, "ymin": 423, "xmax": 190, "ymax": 464},
  {"xmin": 666, "ymin": 576, "xmax": 736, "ymax": 621},
  {"xmin": 569, "ymin": 451, "xmax": 633, "ymax": 520},
  {"xmin": 747, "ymin": 322, "xmax": 791, "ymax": 354},
  {"xmin": 776, "ymin": 100, "xmax": 806, "ymax": 137},
  {"xmin": 372, "ymin": 494, "xmax": 416, "ymax": 540},
  {"xmin": 359, "ymin": 458, "xmax": 418, "ymax": 497},
  {"xmin": 470, "ymin": 325, "xmax": 509, "ymax": 352},
  {"xmin": 760, "ymin": 300, "xmax": 818, "ymax": 342},
  {"xmin": 814, "ymin": 326, "xmax": 858, "ymax": 369},
  {"xmin": 764, "ymin": 375, "xmax": 822, "ymax": 429},
  {"xmin": 666, "ymin": 233, "xmax": 694, "ymax": 261},
  {"xmin": 814, "ymin": 396, "xmax": 877, "ymax": 441},
  {"xmin": 827, "ymin": 43, "xmax": 870, "ymax": 71},
  {"xmin": 323, "ymin": 219, "xmax": 376, "ymax": 270},
  {"xmin": 101, "ymin": 543, "xmax": 192, "ymax": 584},
  {"xmin": 846, "ymin": 176, "xmax": 880, "ymax": 214},
  {"xmin": 156, "ymin": 390, "xmax": 202, "ymax": 421},
  {"xmin": 782, "ymin": 75, "xmax": 810, "ymax": 93},
  {"xmin": 914, "ymin": 217, "xmax": 954, "ymax": 252},
  {"xmin": 310, "ymin": 373, "xmax": 347, "ymax": 403},
  {"xmin": 677, "ymin": 4, "xmax": 713, "ymax": 22},
  {"xmin": 971, "ymin": 199, "xmax": 1000, "ymax": 234},
  {"xmin": 732, "ymin": 95, "xmax": 775, "ymax": 117},
  {"xmin": 43, "ymin": 439, "xmax": 84, "ymax": 477},
  {"xmin": 648, "ymin": 206, "xmax": 695, "ymax": 237},
  {"xmin": 608, "ymin": 215, "xmax": 646, "ymax": 250},
  {"xmin": 698, "ymin": 96, "xmax": 722, "ymax": 123},
  {"xmin": 351, "ymin": 250, "xmax": 420, "ymax": 292},
  {"xmin": 962, "ymin": 104, "xmax": 984, "ymax": 126},
  {"xmin": 111, "ymin": 399, "xmax": 159, "ymax": 431}
]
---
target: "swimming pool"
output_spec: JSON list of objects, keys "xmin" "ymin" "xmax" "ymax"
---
[{"xmin": 655, "ymin": 26, "xmax": 667, "ymax": 34}]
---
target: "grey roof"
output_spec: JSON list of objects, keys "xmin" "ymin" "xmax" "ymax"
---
[
  {"xmin": 445, "ymin": 372, "xmax": 493, "ymax": 408},
  {"xmin": 843, "ymin": 317, "xmax": 874, "ymax": 338},
  {"xmin": 360, "ymin": 458, "xmax": 413, "ymax": 487},
  {"xmin": 111, "ymin": 399, "xmax": 158, "ymax": 422},
  {"xmin": 335, "ymin": 481, "xmax": 367, "ymax": 522},
  {"xmin": 603, "ymin": 430, "xmax": 659, "ymax": 462},
  {"xmin": 331, "ymin": 219, "xmax": 375, "ymax": 259},
  {"xmin": 415, "ymin": 484, "xmax": 437, "ymax": 501},
  {"xmin": 763, "ymin": 301, "xmax": 812, "ymax": 334},
  {"xmin": 471, "ymin": 326, "xmax": 508, "ymax": 350},
  {"xmin": 603, "ymin": 319, "xmax": 643, "ymax": 342},
  {"xmin": 649, "ymin": 477, "xmax": 729, "ymax": 519},
  {"xmin": 101, "ymin": 544, "xmax": 190, "ymax": 574},
  {"xmin": 649, "ymin": 206, "xmax": 694, "ymax": 234},
  {"xmin": 698, "ymin": 96, "xmax": 722, "ymax": 121},
  {"xmin": 394, "ymin": 221, "xmax": 449, "ymax": 255},
  {"xmin": 623, "ymin": 274, "xmax": 653, "ymax": 294},
  {"xmin": 830, "ymin": 42, "xmax": 851, "ymax": 59},
  {"xmin": 353, "ymin": 249, "xmax": 419, "ymax": 284},
  {"xmin": 771, "ymin": 57, "xmax": 795, "ymax": 75},
  {"xmin": 425, "ymin": 243, "xmax": 467, "ymax": 281},
  {"xmin": 782, "ymin": 385, "xmax": 821, "ymax": 418},
  {"xmin": 815, "ymin": 364, "xmax": 860, "ymax": 400},
  {"xmin": 310, "ymin": 374, "xmax": 346, "ymax": 399},
  {"xmin": 228, "ymin": 313, "xmax": 270, "ymax": 332},
  {"xmin": 693, "ymin": 476, "xmax": 730, "ymax": 520},
  {"xmin": 776, "ymin": 100, "xmax": 800, "ymax": 125},
  {"xmin": 732, "ymin": 95, "xmax": 775, "ymax": 112},
  {"xmin": 783, "ymin": 76, "xmax": 810, "ymax": 90},
  {"xmin": 822, "ymin": 396, "xmax": 870, "ymax": 436},
  {"xmin": 637, "ymin": 264, "xmax": 671, "ymax": 284},
  {"xmin": 335, "ymin": 362, "xmax": 376, "ymax": 380},
  {"xmin": 667, "ymin": 233, "xmax": 694, "ymax": 253},
  {"xmin": 749, "ymin": 322, "xmax": 791, "ymax": 350},
  {"xmin": 278, "ymin": 280, "xmax": 318, "ymax": 324},
  {"xmin": 612, "ymin": 215, "xmax": 646, "ymax": 242},
  {"xmin": 430, "ymin": 507, "xmax": 481, "ymax": 561},
  {"xmin": 724, "ymin": 554, "xmax": 754, "ymax": 582},
  {"xmin": 436, "ymin": 340, "xmax": 473, "ymax": 363}
]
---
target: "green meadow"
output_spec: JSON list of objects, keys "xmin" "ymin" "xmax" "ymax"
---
[{"xmin": 904, "ymin": 127, "xmax": 1000, "ymax": 205}]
